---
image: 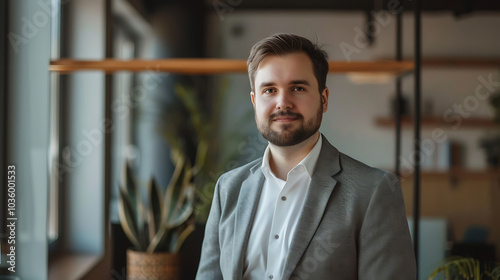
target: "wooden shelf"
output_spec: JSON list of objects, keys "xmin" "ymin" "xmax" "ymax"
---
[
  {"xmin": 49, "ymin": 59, "xmax": 414, "ymax": 74},
  {"xmin": 420, "ymin": 168, "xmax": 500, "ymax": 180},
  {"xmin": 390, "ymin": 168, "xmax": 500, "ymax": 180},
  {"xmin": 375, "ymin": 116, "xmax": 499, "ymax": 129},
  {"xmin": 422, "ymin": 57, "xmax": 500, "ymax": 68},
  {"xmin": 49, "ymin": 57, "xmax": 500, "ymax": 74}
]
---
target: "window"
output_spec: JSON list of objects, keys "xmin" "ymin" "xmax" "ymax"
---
[{"xmin": 0, "ymin": 0, "xmax": 8, "ymax": 269}]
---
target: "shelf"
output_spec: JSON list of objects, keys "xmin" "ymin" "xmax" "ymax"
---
[
  {"xmin": 375, "ymin": 116, "xmax": 499, "ymax": 129},
  {"xmin": 422, "ymin": 57, "xmax": 500, "ymax": 68},
  {"xmin": 49, "ymin": 57, "xmax": 500, "ymax": 74},
  {"xmin": 397, "ymin": 168, "xmax": 500, "ymax": 180},
  {"xmin": 424, "ymin": 168, "xmax": 499, "ymax": 180},
  {"xmin": 49, "ymin": 59, "xmax": 414, "ymax": 74}
]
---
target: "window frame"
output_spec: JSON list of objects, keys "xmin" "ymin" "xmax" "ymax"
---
[{"xmin": 0, "ymin": 0, "xmax": 8, "ymax": 258}]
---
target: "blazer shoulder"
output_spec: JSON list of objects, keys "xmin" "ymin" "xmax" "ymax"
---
[
  {"xmin": 218, "ymin": 157, "xmax": 262, "ymax": 186},
  {"xmin": 337, "ymin": 152, "xmax": 396, "ymax": 188},
  {"xmin": 215, "ymin": 157, "xmax": 263, "ymax": 211}
]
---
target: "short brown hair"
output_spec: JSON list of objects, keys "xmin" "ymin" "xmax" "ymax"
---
[{"xmin": 247, "ymin": 33, "xmax": 329, "ymax": 93}]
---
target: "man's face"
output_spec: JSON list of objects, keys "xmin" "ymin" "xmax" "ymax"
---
[{"xmin": 251, "ymin": 52, "xmax": 329, "ymax": 147}]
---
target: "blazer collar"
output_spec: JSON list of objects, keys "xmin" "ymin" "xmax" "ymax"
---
[
  {"xmin": 281, "ymin": 135, "xmax": 342, "ymax": 279},
  {"xmin": 232, "ymin": 160, "xmax": 265, "ymax": 280}
]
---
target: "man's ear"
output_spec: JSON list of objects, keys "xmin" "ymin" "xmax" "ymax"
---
[
  {"xmin": 251, "ymin": 91, "xmax": 256, "ymax": 107},
  {"xmin": 321, "ymin": 87, "xmax": 329, "ymax": 113}
]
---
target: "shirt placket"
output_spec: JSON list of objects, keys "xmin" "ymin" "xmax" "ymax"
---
[{"xmin": 265, "ymin": 174, "xmax": 295, "ymax": 280}]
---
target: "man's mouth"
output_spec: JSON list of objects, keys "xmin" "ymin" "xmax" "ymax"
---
[
  {"xmin": 270, "ymin": 112, "xmax": 302, "ymax": 123},
  {"xmin": 272, "ymin": 116, "xmax": 298, "ymax": 122}
]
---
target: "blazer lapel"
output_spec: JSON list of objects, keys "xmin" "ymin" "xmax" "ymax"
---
[
  {"xmin": 231, "ymin": 162, "xmax": 265, "ymax": 280},
  {"xmin": 281, "ymin": 136, "xmax": 342, "ymax": 279}
]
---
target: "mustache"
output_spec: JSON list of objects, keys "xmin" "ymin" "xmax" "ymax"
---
[{"xmin": 269, "ymin": 111, "xmax": 303, "ymax": 120}]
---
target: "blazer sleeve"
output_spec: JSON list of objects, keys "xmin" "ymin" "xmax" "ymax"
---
[
  {"xmin": 196, "ymin": 179, "xmax": 224, "ymax": 280},
  {"xmin": 358, "ymin": 172, "xmax": 417, "ymax": 280}
]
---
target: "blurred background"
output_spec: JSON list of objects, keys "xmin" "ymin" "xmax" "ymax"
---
[{"xmin": 1, "ymin": 0, "xmax": 500, "ymax": 279}]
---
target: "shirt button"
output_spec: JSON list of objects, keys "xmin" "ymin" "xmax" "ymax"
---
[
  {"xmin": 269, "ymin": 275, "xmax": 274, "ymax": 279},
  {"xmin": 281, "ymin": 196, "xmax": 287, "ymax": 201},
  {"xmin": 274, "ymin": 234, "xmax": 279, "ymax": 239}
]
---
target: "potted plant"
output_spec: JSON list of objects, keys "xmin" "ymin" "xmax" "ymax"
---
[
  {"xmin": 155, "ymin": 83, "xmax": 254, "ymax": 278},
  {"xmin": 118, "ymin": 148, "xmax": 196, "ymax": 280},
  {"xmin": 428, "ymin": 256, "xmax": 500, "ymax": 280},
  {"xmin": 161, "ymin": 83, "xmax": 254, "ymax": 223}
]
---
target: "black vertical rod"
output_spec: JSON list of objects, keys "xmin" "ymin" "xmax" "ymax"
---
[
  {"xmin": 395, "ymin": 4, "xmax": 403, "ymax": 178},
  {"xmin": 413, "ymin": 0, "xmax": 422, "ymax": 274},
  {"xmin": 103, "ymin": 0, "xmax": 113, "ymax": 276}
]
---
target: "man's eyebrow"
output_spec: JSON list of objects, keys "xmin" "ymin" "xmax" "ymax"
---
[
  {"xmin": 258, "ymin": 80, "xmax": 310, "ymax": 89},
  {"xmin": 289, "ymin": 80, "xmax": 310, "ymax": 86},
  {"xmin": 259, "ymin": 82, "xmax": 276, "ymax": 88}
]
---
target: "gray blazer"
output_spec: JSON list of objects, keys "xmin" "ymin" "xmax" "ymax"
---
[{"xmin": 196, "ymin": 136, "xmax": 416, "ymax": 280}]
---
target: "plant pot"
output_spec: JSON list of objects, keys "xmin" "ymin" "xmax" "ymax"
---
[{"xmin": 127, "ymin": 249, "xmax": 180, "ymax": 280}]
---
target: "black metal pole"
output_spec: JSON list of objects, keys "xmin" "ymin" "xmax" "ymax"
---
[
  {"xmin": 395, "ymin": 4, "xmax": 403, "ymax": 178},
  {"xmin": 413, "ymin": 0, "xmax": 422, "ymax": 275},
  {"xmin": 102, "ymin": 0, "xmax": 113, "ymax": 275}
]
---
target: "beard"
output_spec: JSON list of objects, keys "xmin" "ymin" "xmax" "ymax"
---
[{"xmin": 256, "ymin": 104, "xmax": 323, "ymax": 147}]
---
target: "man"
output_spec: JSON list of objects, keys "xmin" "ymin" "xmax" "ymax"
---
[{"xmin": 196, "ymin": 33, "xmax": 416, "ymax": 280}]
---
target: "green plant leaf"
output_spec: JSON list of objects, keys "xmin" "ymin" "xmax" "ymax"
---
[
  {"xmin": 173, "ymin": 163, "xmax": 194, "ymax": 213},
  {"xmin": 491, "ymin": 264, "xmax": 500, "ymax": 279},
  {"xmin": 147, "ymin": 178, "xmax": 163, "ymax": 245},
  {"xmin": 192, "ymin": 140, "xmax": 208, "ymax": 176},
  {"xmin": 172, "ymin": 222, "xmax": 195, "ymax": 254},
  {"xmin": 428, "ymin": 257, "xmax": 483, "ymax": 280},
  {"xmin": 118, "ymin": 187, "xmax": 141, "ymax": 250},
  {"xmin": 124, "ymin": 163, "xmax": 137, "ymax": 214},
  {"xmin": 147, "ymin": 150, "xmax": 187, "ymax": 252},
  {"xmin": 167, "ymin": 187, "xmax": 194, "ymax": 229},
  {"xmin": 123, "ymin": 163, "xmax": 149, "ymax": 249},
  {"xmin": 163, "ymin": 149, "xmax": 186, "ymax": 221}
]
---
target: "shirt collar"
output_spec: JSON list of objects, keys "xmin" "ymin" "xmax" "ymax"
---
[
  {"xmin": 261, "ymin": 134, "xmax": 323, "ymax": 179},
  {"xmin": 299, "ymin": 134, "xmax": 323, "ymax": 177}
]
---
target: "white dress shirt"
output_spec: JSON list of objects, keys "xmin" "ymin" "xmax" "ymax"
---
[{"xmin": 243, "ymin": 135, "xmax": 323, "ymax": 280}]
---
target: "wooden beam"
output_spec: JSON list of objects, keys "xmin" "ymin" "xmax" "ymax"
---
[
  {"xmin": 423, "ymin": 57, "xmax": 500, "ymax": 68},
  {"xmin": 375, "ymin": 116, "xmax": 499, "ymax": 128},
  {"xmin": 49, "ymin": 59, "xmax": 414, "ymax": 74}
]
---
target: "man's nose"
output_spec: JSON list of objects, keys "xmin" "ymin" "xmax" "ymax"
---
[{"xmin": 275, "ymin": 92, "xmax": 293, "ymax": 110}]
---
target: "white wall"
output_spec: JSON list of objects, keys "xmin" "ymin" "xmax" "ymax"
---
[{"xmin": 209, "ymin": 11, "xmax": 500, "ymax": 171}]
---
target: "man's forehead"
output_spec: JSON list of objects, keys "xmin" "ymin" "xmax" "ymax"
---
[
  {"xmin": 255, "ymin": 53, "xmax": 315, "ymax": 83},
  {"xmin": 257, "ymin": 52, "xmax": 312, "ymax": 69}
]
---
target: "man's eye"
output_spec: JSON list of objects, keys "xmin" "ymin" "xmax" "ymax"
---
[
  {"xmin": 293, "ymin": 87, "xmax": 305, "ymax": 91},
  {"xmin": 263, "ymin": 88, "xmax": 275, "ymax": 94}
]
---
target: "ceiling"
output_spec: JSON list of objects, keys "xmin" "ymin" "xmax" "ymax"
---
[{"xmin": 132, "ymin": 0, "xmax": 500, "ymax": 16}]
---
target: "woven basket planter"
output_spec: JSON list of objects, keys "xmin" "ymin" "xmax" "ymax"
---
[{"xmin": 127, "ymin": 249, "xmax": 180, "ymax": 280}]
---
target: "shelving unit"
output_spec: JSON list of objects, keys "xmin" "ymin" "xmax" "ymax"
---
[
  {"xmin": 375, "ymin": 116, "xmax": 499, "ymax": 129},
  {"xmin": 377, "ymin": 116, "xmax": 499, "ymax": 183}
]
